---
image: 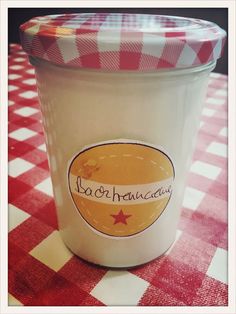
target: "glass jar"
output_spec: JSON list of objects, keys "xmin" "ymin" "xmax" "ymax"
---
[{"xmin": 20, "ymin": 13, "xmax": 226, "ymax": 267}]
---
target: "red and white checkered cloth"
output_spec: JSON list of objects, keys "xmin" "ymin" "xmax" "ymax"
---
[{"xmin": 8, "ymin": 43, "xmax": 228, "ymax": 306}]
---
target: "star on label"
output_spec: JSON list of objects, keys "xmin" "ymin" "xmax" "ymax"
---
[{"xmin": 111, "ymin": 209, "xmax": 132, "ymax": 225}]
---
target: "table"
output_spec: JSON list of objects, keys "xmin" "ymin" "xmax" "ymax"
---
[{"xmin": 8, "ymin": 43, "xmax": 228, "ymax": 306}]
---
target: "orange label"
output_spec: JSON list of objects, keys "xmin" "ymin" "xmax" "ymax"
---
[{"xmin": 68, "ymin": 140, "xmax": 175, "ymax": 237}]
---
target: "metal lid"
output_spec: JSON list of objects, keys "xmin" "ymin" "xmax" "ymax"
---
[{"xmin": 20, "ymin": 13, "xmax": 227, "ymax": 71}]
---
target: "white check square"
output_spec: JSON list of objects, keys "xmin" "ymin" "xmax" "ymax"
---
[
  {"xmin": 23, "ymin": 78, "xmax": 37, "ymax": 85},
  {"xmin": 38, "ymin": 143, "xmax": 46, "ymax": 152},
  {"xmin": 91, "ymin": 270, "xmax": 149, "ymax": 305},
  {"xmin": 199, "ymin": 121, "xmax": 204, "ymax": 128},
  {"xmin": 14, "ymin": 57, "xmax": 25, "ymax": 62},
  {"xmin": 9, "ymin": 127, "xmax": 37, "ymax": 141},
  {"xmin": 9, "ymin": 85, "xmax": 18, "ymax": 91},
  {"xmin": 206, "ymin": 97, "xmax": 225, "ymax": 106},
  {"xmin": 202, "ymin": 108, "xmax": 215, "ymax": 117},
  {"xmin": 30, "ymin": 231, "xmax": 73, "ymax": 271},
  {"xmin": 219, "ymin": 127, "xmax": 227, "ymax": 137},
  {"xmin": 8, "ymin": 100, "xmax": 15, "ymax": 106},
  {"xmin": 8, "ymin": 74, "xmax": 21, "ymax": 80},
  {"xmin": 26, "ymin": 68, "xmax": 35, "ymax": 74},
  {"xmin": 19, "ymin": 91, "xmax": 38, "ymax": 99},
  {"xmin": 190, "ymin": 161, "xmax": 221, "ymax": 180},
  {"xmin": 14, "ymin": 107, "xmax": 38, "ymax": 117},
  {"xmin": 8, "ymin": 294, "xmax": 23, "ymax": 306},
  {"xmin": 142, "ymin": 33, "xmax": 166, "ymax": 58},
  {"xmin": 8, "ymin": 204, "xmax": 30, "ymax": 231},
  {"xmin": 207, "ymin": 142, "xmax": 227, "ymax": 158},
  {"xmin": 215, "ymin": 89, "xmax": 227, "ymax": 97},
  {"xmin": 17, "ymin": 51, "xmax": 26, "ymax": 55},
  {"xmin": 57, "ymin": 36, "xmax": 79, "ymax": 63},
  {"xmin": 35, "ymin": 177, "xmax": 53, "ymax": 197},
  {"xmin": 207, "ymin": 248, "xmax": 227, "ymax": 284},
  {"xmin": 10, "ymin": 65, "xmax": 23, "ymax": 70},
  {"xmin": 183, "ymin": 187, "xmax": 205, "ymax": 210},
  {"xmin": 177, "ymin": 44, "xmax": 198, "ymax": 67},
  {"xmin": 9, "ymin": 158, "xmax": 34, "ymax": 177}
]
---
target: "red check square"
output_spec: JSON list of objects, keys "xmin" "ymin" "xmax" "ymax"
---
[{"xmin": 151, "ymin": 257, "xmax": 205, "ymax": 305}]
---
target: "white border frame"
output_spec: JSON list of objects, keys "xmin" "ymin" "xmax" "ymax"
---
[{"xmin": 1, "ymin": 1, "xmax": 235, "ymax": 314}]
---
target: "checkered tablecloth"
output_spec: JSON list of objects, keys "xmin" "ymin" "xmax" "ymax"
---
[{"xmin": 8, "ymin": 43, "xmax": 228, "ymax": 307}]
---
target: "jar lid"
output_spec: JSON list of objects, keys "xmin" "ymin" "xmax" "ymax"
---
[{"xmin": 20, "ymin": 13, "xmax": 226, "ymax": 71}]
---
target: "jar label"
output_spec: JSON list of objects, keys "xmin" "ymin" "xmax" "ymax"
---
[{"xmin": 68, "ymin": 139, "xmax": 175, "ymax": 237}]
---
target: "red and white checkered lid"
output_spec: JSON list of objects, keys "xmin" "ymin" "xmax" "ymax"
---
[{"xmin": 20, "ymin": 13, "xmax": 226, "ymax": 71}]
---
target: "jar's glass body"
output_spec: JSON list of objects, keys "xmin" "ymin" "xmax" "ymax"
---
[{"xmin": 32, "ymin": 57, "xmax": 215, "ymax": 267}]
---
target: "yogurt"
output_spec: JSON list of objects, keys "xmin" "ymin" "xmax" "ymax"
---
[{"xmin": 20, "ymin": 13, "xmax": 226, "ymax": 267}]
